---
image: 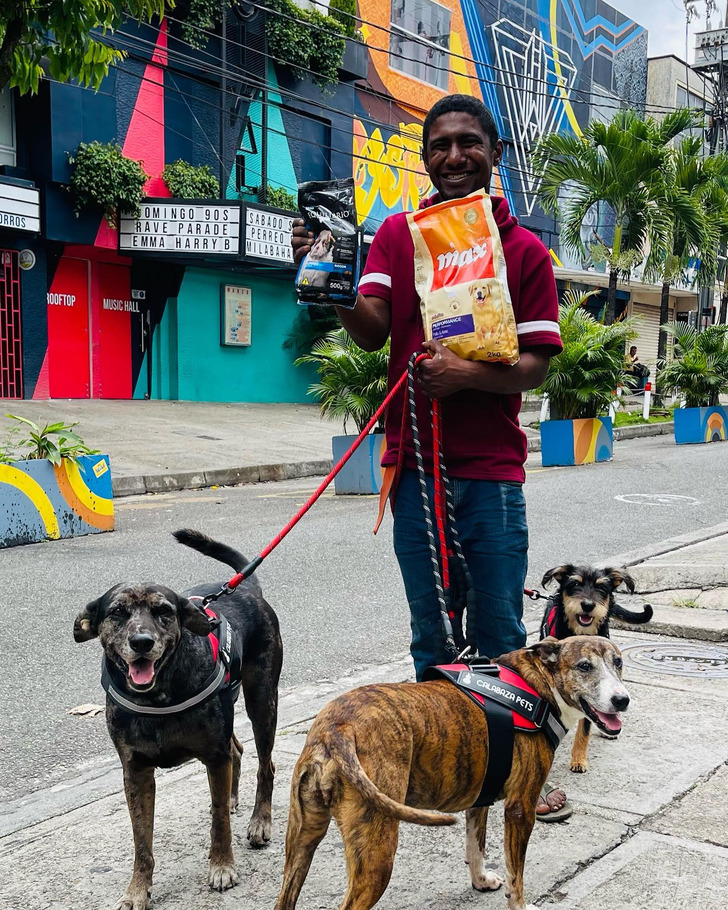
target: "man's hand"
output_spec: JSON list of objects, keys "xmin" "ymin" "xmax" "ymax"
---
[
  {"xmin": 292, "ymin": 218, "xmax": 314, "ymax": 266},
  {"xmin": 418, "ymin": 340, "xmax": 472, "ymax": 398}
]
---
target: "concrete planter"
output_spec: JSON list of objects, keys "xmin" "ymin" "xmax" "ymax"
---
[
  {"xmin": 540, "ymin": 417, "xmax": 613, "ymax": 467},
  {"xmin": 0, "ymin": 454, "xmax": 114, "ymax": 548},
  {"xmin": 339, "ymin": 38, "xmax": 368, "ymax": 81},
  {"xmin": 331, "ymin": 433, "xmax": 386, "ymax": 494},
  {"xmin": 673, "ymin": 406, "xmax": 728, "ymax": 445}
]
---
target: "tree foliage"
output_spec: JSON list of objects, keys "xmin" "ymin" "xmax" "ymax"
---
[
  {"xmin": 295, "ymin": 328, "xmax": 390, "ymax": 434},
  {"xmin": 265, "ymin": 0, "xmax": 346, "ymax": 88},
  {"xmin": 162, "ymin": 159, "xmax": 220, "ymax": 198},
  {"xmin": 538, "ymin": 290, "xmax": 637, "ymax": 420},
  {"xmin": 657, "ymin": 323, "xmax": 728, "ymax": 407},
  {"xmin": 0, "ymin": 1, "xmax": 167, "ymax": 94}
]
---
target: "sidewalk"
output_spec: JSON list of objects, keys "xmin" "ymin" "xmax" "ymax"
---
[
  {"xmin": 1, "ymin": 516, "xmax": 727, "ymax": 907},
  {"xmin": 3, "ymin": 398, "xmax": 672, "ymax": 498}
]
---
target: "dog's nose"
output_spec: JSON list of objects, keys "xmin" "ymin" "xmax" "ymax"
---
[
  {"xmin": 581, "ymin": 600, "xmax": 595, "ymax": 612},
  {"xmin": 129, "ymin": 633, "xmax": 155, "ymax": 654},
  {"xmin": 611, "ymin": 693, "xmax": 629, "ymax": 711}
]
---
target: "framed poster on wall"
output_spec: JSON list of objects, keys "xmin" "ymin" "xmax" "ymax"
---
[{"xmin": 221, "ymin": 284, "xmax": 252, "ymax": 346}]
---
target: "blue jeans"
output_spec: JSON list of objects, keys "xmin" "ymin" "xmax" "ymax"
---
[{"xmin": 393, "ymin": 469, "xmax": 528, "ymax": 681}]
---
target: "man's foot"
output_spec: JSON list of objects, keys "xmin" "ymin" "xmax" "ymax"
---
[{"xmin": 535, "ymin": 782, "xmax": 573, "ymax": 822}]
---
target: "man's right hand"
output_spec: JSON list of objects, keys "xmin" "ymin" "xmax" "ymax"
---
[{"xmin": 292, "ymin": 218, "xmax": 314, "ymax": 266}]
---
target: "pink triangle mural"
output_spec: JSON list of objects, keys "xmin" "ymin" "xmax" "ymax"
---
[{"xmin": 95, "ymin": 20, "xmax": 171, "ymax": 249}]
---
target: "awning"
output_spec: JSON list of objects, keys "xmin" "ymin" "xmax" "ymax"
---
[{"xmin": 553, "ymin": 266, "xmax": 698, "ymax": 300}]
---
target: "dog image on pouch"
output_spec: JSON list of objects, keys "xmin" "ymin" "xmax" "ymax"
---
[
  {"xmin": 273, "ymin": 636, "xmax": 630, "ymax": 910},
  {"xmin": 73, "ymin": 530, "xmax": 283, "ymax": 910},
  {"xmin": 298, "ymin": 229, "xmax": 335, "ymax": 290}
]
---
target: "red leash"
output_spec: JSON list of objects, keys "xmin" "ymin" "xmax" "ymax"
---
[{"xmin": 203, "ymin": 353, "xmax": 431, "ymax": 605}]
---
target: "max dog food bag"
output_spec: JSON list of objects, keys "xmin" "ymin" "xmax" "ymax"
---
[
  {"xmin": 296, "ymin": 178, "xmax": 361, "ymax": 309},
  {"xmin": 407, "ymin": 190, "xmax": 519, "ymax": 364}
]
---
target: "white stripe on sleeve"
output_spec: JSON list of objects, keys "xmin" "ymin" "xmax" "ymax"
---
[
  {"xmin": 516, "ymin": 320, "xmax": 560, "ymax": 336},
  {"xmin": 359, "ymin": 271, "xmax": 392, "ymax": 289}
]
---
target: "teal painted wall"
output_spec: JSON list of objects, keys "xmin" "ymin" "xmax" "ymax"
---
[{"xmin": 151, "ymin": 268, "xmax": 315, "ymax": 402}]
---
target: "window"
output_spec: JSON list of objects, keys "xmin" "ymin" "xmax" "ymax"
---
[
  {"xmin": 390, "ymin": 0, "xmax": 451, "ymax": 90},
  {"xmin": 0, "ymin": 91, "xmax": 15, "ymax": 167}
]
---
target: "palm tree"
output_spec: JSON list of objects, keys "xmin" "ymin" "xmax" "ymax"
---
[
  {"xmin": 532, "ymin": 108, "xmax": 703, "ymax": 323},
  {"xmin": 538, "ymin": 290, "xmax": 637, "ymax": 420},
  {"xmin": 657, "ymin": 322, "xmax": 728, "ymax": 408},
  {"xmin": 644, "ymin": 137, "xmax": 728, "ymax": 362}
]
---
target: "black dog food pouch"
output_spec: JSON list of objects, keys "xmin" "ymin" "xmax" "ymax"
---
[{"xmin": 296, "ymin": 178, "xmax": 361, "ymax": 309}]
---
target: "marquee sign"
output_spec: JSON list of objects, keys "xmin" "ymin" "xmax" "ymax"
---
[
  {"xmin": 244, "ymin": 205, "xmax": 295, "ymax": 265},
  {"xmin": 0, "ymin": 179, "xmax": 40, "ymax": 233},
  {"xmin": 119, "ymin": 201, "xmax": 241, "ymax": 256}
]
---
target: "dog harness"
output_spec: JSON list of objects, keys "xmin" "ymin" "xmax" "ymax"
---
[
  {"xmin": 423, "ymin": 659, "xmax": 567, "ymax": 807},
  {"xmin": 541, "ymin": 598, "xmax": 558, "ymax": 640},
  {"xmin": 101, "ymin": 603, "xmax": 242, "ymax": 716}
]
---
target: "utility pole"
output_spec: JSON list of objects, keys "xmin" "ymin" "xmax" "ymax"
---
[{"xmin": 691, "ymin": 3, "xmax": 728, "ymax": 327}]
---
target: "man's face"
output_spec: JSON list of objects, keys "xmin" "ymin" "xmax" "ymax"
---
[{"xmin": 423, "ymin": 112, "xmax": 503, "ymax": 201}]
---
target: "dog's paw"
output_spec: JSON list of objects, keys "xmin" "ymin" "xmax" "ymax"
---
[
  {"xmin": 471, "ymin": 871, "xmax": 504, "ymax": 892},
  {"xmin": 229, "ymin": 794, "xmax": 239, "ymax": 815},
  {"xmin": 114, "ymin": 889, "xmax": 150, "ymax": 910},
  {"xmin": 208, "ymin": 862, "xmax": 239, "ymax": 892},
  {"xmin": 570, "ymin": 760, "xmax": 589, "ymax": 773},
  {"xmin": 247, "ymin": 814, "xmax": 272, "ymax": 848}
]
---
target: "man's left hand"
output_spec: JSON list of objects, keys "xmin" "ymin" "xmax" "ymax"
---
[{"xmin": 417, "ymin": 339, "xmax": 472, "ymax": 398}]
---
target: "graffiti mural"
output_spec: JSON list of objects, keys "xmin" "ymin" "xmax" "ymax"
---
[{"xmin": 355, "ymin": 0, "xmax": 648, "ymax": 248}]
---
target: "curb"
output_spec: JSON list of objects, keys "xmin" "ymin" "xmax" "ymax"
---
[
  {"xmin": 112, "ymin": 423, "xmax": 676, "ymax": 496},
  {"xmin": 602, "ymin": 521, "xmax": 728, "ymax": 569},
  {"xmin": 112, "ymin": 459, "xmax": 333, "ymax": 498}
]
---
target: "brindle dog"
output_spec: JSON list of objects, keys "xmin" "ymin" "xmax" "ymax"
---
[
  {"xmin": 74, "ymin": 529, "xmax": 282, "ymax": 910},
  {"xmin": 274, "ymin": 636, "xmax": 630, "ymax": 910},
  {"xmin": 540, "ymin": 564, "xmax": 651, "ymax": 772}
]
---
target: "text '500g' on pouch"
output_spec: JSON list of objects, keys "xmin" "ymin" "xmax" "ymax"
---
[
  {"xmin": 408, "ymin": 190, "xmax": 520, "ymax": 364},
  {"xmin": 296, "ymin": 178, "xmax": 361, "ymax": 309}
]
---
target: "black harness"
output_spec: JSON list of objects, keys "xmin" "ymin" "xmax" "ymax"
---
[
  {"xmin": 423, "ymin": 658, "xmax": 567, "ymax": 807},
  {"xmin": 101, "ymin": 604, "xmax": 242, "ymax": 716}
]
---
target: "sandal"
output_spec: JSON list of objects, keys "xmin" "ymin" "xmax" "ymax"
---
[{"xmin": 535, "ymin": 781, "xmax": 573, "ymax": 822}]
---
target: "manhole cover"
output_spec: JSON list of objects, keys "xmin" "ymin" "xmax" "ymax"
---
[{"xmin": 620, "ymin": 642, "xmax": 728, "ymax": 678}]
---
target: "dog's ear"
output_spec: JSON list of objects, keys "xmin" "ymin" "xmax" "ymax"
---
[
  {"xmin": 603, "ymin": 568, "xmax": 635, "ymax": 594},
  {"xmin": 527, "ymin": 637, "xmax": 562, "ymax": 666},
  {"xmin": 74, "ymin": 596, "xmax": 103, "ymax": 642},
  {"xmin": 541, "ymin": 565, "xmax": 574, "ymax": 588},
  {"xmin": 176, "ymin": 595, "xmax": 218, "ymax": 637}
]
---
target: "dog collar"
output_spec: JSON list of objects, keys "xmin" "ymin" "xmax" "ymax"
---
[{"xmin": 101, "ymin": 606, "xmax": 241, "ymax": 716}]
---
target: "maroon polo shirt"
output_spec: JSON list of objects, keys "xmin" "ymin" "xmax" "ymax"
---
[{"xmin": 358, "ymin": 194, "xmax": 562, "ymax": 483}]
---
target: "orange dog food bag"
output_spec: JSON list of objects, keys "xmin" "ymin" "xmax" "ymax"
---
[{"xmin": 407, "ymin": 190, "xmax": 519, "ymax": 364}]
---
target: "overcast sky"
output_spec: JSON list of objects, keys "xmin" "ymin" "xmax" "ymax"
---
[{"xmin": 612, "ymin": 0, "xmax": 725, "ymax": 61}]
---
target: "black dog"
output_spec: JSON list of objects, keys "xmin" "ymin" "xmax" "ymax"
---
[
  {"xmin": 74, "ymin": 529, "xmax": 282, "ymax": 910},
  {"xmin": 539, "ymin": 564, "xmax": 652, "ymax": 772}
]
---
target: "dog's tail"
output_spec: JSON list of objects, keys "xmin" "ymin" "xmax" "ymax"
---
[
  {"xmin": 326, "ymin": 727, "xmax": 456, "ymax": 827},
  {"xmin": 173, "ymin": 529, "xmax": 259, "ymax": 586},
  {"xmin": 611, "ymin": 602, "xmax": 653, "ymax": 625}
]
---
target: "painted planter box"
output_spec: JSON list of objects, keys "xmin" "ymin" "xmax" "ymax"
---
[
  {"xmin": 332, "ymin": 433, "xmax": 386, "ymax": 494},
  {"xmin": 0, "ymin": 455, "xmax": 114, "ymax": 548},
  {"xmin": 673, "ymin": 406, "xmax": 728, "ymax": 445},
  {"xmin": 540, "ymin": 417, "xmax": 613, "ymax": 467}
]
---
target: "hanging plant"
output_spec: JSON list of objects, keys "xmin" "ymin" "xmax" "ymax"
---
[
  {"xmin": 265, "ymin": 185, "xmax": 298, "ymax": 211},
  {"xmin": 68, "ymin": 141, "xmax": 148, "ymax": 227},
  {"xmin": 265, "ymin": 0, "xmax": 346, "ymax": 88},
  {"xmin": 328, "ymin": 0, "xmax": 357, "ymax": 39},
  {"xmin": 162, "ymin": 159, "xmax": 220, "ymax": 198}
]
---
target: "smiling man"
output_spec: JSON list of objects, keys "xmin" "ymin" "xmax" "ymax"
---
[{"xmin": 292, "ymin": 94, "xmax": 566, "ymax": 820}]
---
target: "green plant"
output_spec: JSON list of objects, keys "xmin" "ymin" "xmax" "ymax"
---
[
  {"xmin": 266, "ymin": 185, "xmax": 298, "ymax": 211},
  {"xmin": 0, "ymin": 1, "xmax": 165, "ymax": 94},
  {"xmin": 283, "ymin": 306, "xmax": 340, "ymax": 356},
  {"xmin": 179, "ymin": 0, "xmax": 221, "ymax": 48},
  {"xmin": 295, "ymin": 329, "xmax": 390, "ymax": 434},
  {"xmin": 532, "ymin": 108, "xmax": 703, "ymax": 323},
  {"xmin": 5, "ymin": 415, "xmax": 99, "ymax": 466},
  {"xmin": 162, "ymin": 159, "xmax": 220, "ymax": 199},
  {"xmin": 671, "ymin": 596, "xmax": 699, "ymax": 609},
  {"xmin": 265, "ymin": 0, "xmax": 346, "ymax": 88},
  {"xmin": 328, "ymin": 0, "xmax": 357, "ymax": 39},
  {"xmin": 657, "ymin": 323, "xmax": 728, "ymax": 407},
  {"xmin": 69, "ymin": 141, "xmax": 148, "ymax": 227},
  {"xmin": 537, "ymin": 290, "xmax": 637, "ymax": 420}
]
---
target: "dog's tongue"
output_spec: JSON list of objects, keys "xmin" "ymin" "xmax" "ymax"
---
[
  {"xmin": 595, "ymin": 709, "xmax": 622, "ymax": 733},
  {"xmin": 577, "ymin": 614, "xmax": 593, "ymax": 627},
  {"xmin": 129, "ymin": 659, "xmax": 155, "ymax": 686}
]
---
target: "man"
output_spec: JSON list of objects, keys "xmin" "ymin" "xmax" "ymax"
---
[{"xmin": 292, "ymin": 95, "xmax": 568, "ymax": 820}]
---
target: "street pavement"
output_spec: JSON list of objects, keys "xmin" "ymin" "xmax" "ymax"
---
[{"xmin": 1, "ymin": 401, "xmax": 727, "ymax": 909}]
